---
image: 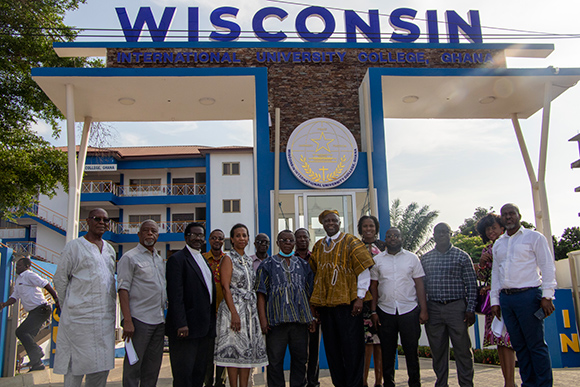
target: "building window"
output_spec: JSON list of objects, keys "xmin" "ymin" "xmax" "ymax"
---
[
  {"xmin": 223, "ymin": 238, "xmax": 232, "ymax": 251},
  {"xmin": 195, "ymin": 207, "xmax": 206, "ymax": 221},
  {"xmin": 127, "ymin": 215, "xmax": 161, "ymax": 234},
  {"xmin": 172, "ymin": 177, "xmax": 195, "ymax": 195},
  {"xmin": 222, "ymin": 162, "xmax": 240, "ymax": 175},
  {"xmin": 223, "ymin": 199, "xmax": 241, "ymax": 213},
  {"xmin": 129, "ymin": 178, "xmax": 161, "ymax": 186},
  {"xmin": 129, "ymin": 215, "xmax": 161, "ymax": 224},
  {"xmin": 171, "ymin": 213, "xmax": 194, "ymax": 233},
  {"xmin": 127, "ymin": 178, "xmax": 162, "ymax": 196}
]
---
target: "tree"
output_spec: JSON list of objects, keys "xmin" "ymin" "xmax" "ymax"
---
[
  {"xmin": 0, "ymin": 1, "xmax": 99, "ymax": 218},
  {"xmin": 553, "ymin": 227, "xmax": 580, "ymax": 261},
  {"xmin": 390, "ymin": 198, "xmax": 439, "ymax": 254},
  {"xmin": 451, "ymin": 234, "xmax": 486, "ymax": 263},
  {"xmin": 458, "ymin": 207, "xmax": 493, "ymax": 236}
]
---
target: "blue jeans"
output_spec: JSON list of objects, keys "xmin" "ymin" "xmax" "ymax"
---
[{"xmin": 500, "ymin": 288, "xmax": 553, "ymax": 387}]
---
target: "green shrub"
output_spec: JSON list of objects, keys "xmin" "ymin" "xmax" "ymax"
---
[{"xmin": 410, "ymin": 346, "xmax": 500, "ymax": 366}]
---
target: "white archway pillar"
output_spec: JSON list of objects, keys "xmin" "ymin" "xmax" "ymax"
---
[
  {"xmin": 65, "ymin": 84, "xmax": 78, "ymax": 243},
  {"xmin": 510, "ymin": 81, "xmax": 554, "ymax": 253}
]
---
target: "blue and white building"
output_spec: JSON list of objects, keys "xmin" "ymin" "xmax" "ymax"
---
[{"xmin": 2, "ymin": 145, "xmax": 255, "ymax": 261}]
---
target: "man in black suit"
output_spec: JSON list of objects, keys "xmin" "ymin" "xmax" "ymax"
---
[{"xmin": 166, "ymin": 222, "xmax": 216, "ymax": 387}]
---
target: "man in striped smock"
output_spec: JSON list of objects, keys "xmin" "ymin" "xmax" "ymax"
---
[{"xmin": 256, "ymin": 229, "xmax": 314, "ymax": 387}]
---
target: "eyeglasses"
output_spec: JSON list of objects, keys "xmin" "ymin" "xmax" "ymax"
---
[
  {"xmin": 278, "ymin": 238, "xmax": 295, "ymax": 244},
  {"xmin": 255, "ymin": 240, "xmax": 270, "ymax": 245},
  {"xmin": 186, "ymin": 232, "xmax": 205, "ymax": 239},
  {"xmin": 88, "ymin": 216, "xmax": 110, "ymax": 223},
  {"xmin": 385, "ymin": 234, "xmax": 401, "ymax": 239},
  {"xmin": 209, "ymin": 236, "xmax": 224, "ymax": 241}
]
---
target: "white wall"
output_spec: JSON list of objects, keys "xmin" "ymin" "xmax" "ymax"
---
[
  {"xmin": 38, "ymin": 185, "xmax": 69, "ymax": 230},
  {"xmin": 35, "ymin": 226, "xmax": 66, "ymax": 263},
  {"xmin": 209, "ymin": 152, "xmax": 256, "ymax": 252}
]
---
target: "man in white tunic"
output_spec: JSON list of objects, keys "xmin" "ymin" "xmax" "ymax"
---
[{"xmin": 53, "ymin": 208, "xmax": 117, "ymax": 387}]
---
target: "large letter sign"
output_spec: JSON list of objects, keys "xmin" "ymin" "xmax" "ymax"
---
[{"xmin": 116, "ymin": 6, "xmax": 483, "ymax": 44}]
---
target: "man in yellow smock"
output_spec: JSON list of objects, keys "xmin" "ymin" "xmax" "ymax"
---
[{"xmin": 310, "ymin": 210, "xmax": 374, "ymax": 387}]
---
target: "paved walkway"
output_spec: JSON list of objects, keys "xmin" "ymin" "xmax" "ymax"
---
[{"xmin": 2, "ymin": 354, "xmax": 579, "ymax": 386}]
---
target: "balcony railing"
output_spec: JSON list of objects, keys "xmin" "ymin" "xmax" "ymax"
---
[
  {"xmin": 0, "ymin": 228, "xmax": 26, "ymax": 239},
  {"xmin": 6, "ymin": 241, "xmax": 61, "ymax": 263},
  {"xmin": 7, "ymin": 203, "xmax": 67, "ymax": 231},
  {"xmin": 81, "ymin": 180, "xmax": 116, "ymax": 194},
  {"xmin": 35, "ymin": 203, "xmax": 67, "ymax": 230},
  {"xmin": 81, "ymin": 181, "xmax": 206, "ymax": 197},
  {"xmin": 79, "ymin": 219, "xmax": 123, "ymax": 234},
  {"xmin": 78, "ymin": 220, "xmax": 206, "ymax": 235}
]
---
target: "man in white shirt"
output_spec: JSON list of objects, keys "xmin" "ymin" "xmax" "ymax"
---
[
  {"xmin": 118, "ymin": 220, "xmax": 166, "ymax": 387},
  {"xmin": 0, "ymin": 257, "xmax": 59, "ymax": 371},
  {"xmin": 490, "ymin": 203, "xmax": 557, "ymax": 387},
  {"xmin": 369, "ymin": 228, "xmax": 428, "ymax": 387},
  {"xmin": 53, "ymin": 208, "xmax": 117, "ymax": 387}
]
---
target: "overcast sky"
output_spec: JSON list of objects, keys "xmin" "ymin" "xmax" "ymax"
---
[{"xmin": 34, "ymin": 0, "xmax": 580, "ymax": 236}]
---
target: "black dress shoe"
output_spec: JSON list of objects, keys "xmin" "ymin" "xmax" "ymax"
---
[{"xmin": 28, "ymin": 363, "xmax": 45, "ymax": 372}]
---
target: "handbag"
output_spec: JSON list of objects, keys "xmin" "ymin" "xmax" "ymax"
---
[{"xmin": 475, "ymin": 285, "xmax": 491, "ymax": 315}]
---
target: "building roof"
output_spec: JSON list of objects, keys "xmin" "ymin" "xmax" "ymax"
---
[{"xmin": 58, "ymin": 145, "xmax": 253, "ymax": 159}]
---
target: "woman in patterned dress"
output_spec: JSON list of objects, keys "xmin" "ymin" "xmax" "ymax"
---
[
  {"xmin": 215, "ymin": 223, "xmax": 268, "ymax": 387},
  {"xmin": 476, "ymin": 214, "xmax": 516, "ymax": 387},
  {"xmin": 358, "ymin": 215, "xmax": 386, "ymax": 387}
]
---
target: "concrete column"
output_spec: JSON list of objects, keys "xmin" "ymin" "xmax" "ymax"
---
[{"xmin": 65, "ymin": 84, "xmax": 78, "ymax": 243}]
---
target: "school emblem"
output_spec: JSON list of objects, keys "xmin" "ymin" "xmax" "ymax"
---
[{"xmin": 287, "ymin": 118, "xmax": 358, "ymax": 189}]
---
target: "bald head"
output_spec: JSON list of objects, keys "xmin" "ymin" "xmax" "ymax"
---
[
  {"xmin": 500, "ymin": 203, "xmax": 522, "ymax": 235},
  {"xmin": 86, "ymin": 208, "xmax": 109, "ymax": 239},
  {"xmin": 88, "ymin": 208, "xmax": 107, "ymax": 218},
  {"xmin": 433, "ymin": 223, "xmax": 452, "ymax": 252}
]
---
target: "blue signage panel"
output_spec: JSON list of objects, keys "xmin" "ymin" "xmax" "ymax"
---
[{"xmin": 544, "ymin": 288, "xmax": 580, "ymax": 368}]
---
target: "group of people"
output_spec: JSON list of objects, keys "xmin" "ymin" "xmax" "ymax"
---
[{"xmin": 1, "ymin": 202, "xmax": 557, "ymax": 387}]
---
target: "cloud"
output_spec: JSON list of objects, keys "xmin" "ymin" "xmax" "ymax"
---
[
  {"xmin": 385, "ymin": 119, "xmax": 514, "ymax": 162},
  {"xmin": 117, "ymin": 132, "xmax": 150, "ymax": 146},
  {"xmin": 30, "ymin": 120, "xmax": 54, "ymax": 136}
]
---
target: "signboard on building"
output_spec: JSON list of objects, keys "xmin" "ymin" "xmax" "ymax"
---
[{"xmin": 84, "ymin": 164, "xmax": 118, "ymax": 172}]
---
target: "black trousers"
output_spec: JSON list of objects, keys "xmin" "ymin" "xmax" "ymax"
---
[
  {"xmin": 307, "ymin": 324, "xmax": 321, "ymax": 387},
  {"xmin": 377, "ymin": 307, "xmax": 422, "ymax": 387},
  {"xmin": 16, "ymin": 304, "xmax": 51, "ymax": 365},
  {"xmin": 318, "ymin": 304, "xmax": 365, "ymax": 387},
  {"xmin": 168, "ymin": 334, "xmax": 212, "ymax": 387},
  {"xmin": 266, "ymin": 323, "xmax": 309, "ymax": 387},
  {"xmin": 204, "ymin": 336, "xmax": 226, "ymax": 387}
]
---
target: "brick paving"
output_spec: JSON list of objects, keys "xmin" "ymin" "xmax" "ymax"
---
[{"xmin": 2, "ymin": 354, "xmax": 579, "ymax": 386}]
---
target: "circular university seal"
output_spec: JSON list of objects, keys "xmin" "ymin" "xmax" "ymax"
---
[{"xmin": 286, "ymin": 118, "xmax": 358, "ymax": 189}]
